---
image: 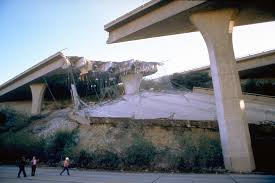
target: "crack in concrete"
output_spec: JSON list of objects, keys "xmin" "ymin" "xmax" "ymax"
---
[
  {"xmin": 228, "ymin": 174, "xmax": 239, "ymax": 183},
  {"xmin": 151, "ymin": 175, "xmax": 163, "ymax": 183}
]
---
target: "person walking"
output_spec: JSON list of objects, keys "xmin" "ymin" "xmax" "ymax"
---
[
  {"xmin": 60, "ymin": 157, "xmax": 70, "ymax": 176},
  {"xmin": 31, "ymin": 156, "xmax": 38, "ymax": 176},
  {"xmin": 17, "ymin": 156, "xmax": 27, "ymax": 178}
]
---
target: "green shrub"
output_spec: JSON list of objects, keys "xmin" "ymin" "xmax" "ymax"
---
[
  {"xmin": 45, "ymin": 129, "xmax": 78, "ymax": 163},
  {"xmin": 176, "ymin": 132, "xmax": 223, "ymax": 170},
  {"xmin": 93, "ymin": 149, "xmax": 120, "ymax": 169},
  {"xmin": 140, "ymin": 76, "xmax": 172, "ymax": 91},
  {"xmin": 77, "ymin": 149, "xmax": 120, "ymax": 169},
  {"xmin": 153, "ymin": 147, "xmax": 179, "ymax": 170},
  {"xmin": 170, "ymin": 72, "xmax": 213, "ymax": 90},
  {"xmin": 0, "ymin": 107, "xmax": 30, "ymax": 132},
  {"xmin": 77, "ymin": 150, "xmax": 93, "ymax": 168},
  {"xmin": 241, "ymin": 79, "xmax": 275, "ymax": 96},
  {"xmin": 0, "ymin": 132, "xmax": 45, "ymax": 163},
  {"xmin": 0, "ymin": 128, "xmax": 79, "ymax": 165},
  {"xmin": 123, "ymin": 136, "xmax": 157, "ymax": 168}
]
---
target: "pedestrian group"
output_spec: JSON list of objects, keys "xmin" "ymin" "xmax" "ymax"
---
[{"xmin": 17, "ymin": 156, "xmax": 70, "ymax": 178}]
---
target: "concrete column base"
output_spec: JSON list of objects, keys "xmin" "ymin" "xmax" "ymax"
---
[
  {"xmin": 190, "ymin": 9, "xmax": 255, "ymax": 172},
  {"xmin": 120, "ymin": 73, "xmax": 143, "ymax": 95},
  {"xmin": 30, "ymin": 83, "xmax": 46, "ymax": 115}
]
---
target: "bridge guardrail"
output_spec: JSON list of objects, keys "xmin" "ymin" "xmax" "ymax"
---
[{"xmin": 193, "ymin": 87, "xmax": 275, "ymax": 105}]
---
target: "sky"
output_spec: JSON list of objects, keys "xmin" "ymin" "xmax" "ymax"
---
[{"xmin": 1, "ymin": 0, "xmax": 275, "ymax": 84}]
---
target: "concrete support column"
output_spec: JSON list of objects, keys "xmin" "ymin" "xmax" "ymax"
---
[
  {"xmin": 120, "ymin": 73, "xmax": 143, "ymax": 95},
  {"xmin": 190, "ymin": 9, "xmax": 255, "ymax": 172},
  {"xmin": 30, "ymin": 83, "xmax": 46, "ymax": 115}
]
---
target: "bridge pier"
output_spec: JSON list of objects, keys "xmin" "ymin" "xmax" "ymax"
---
[
  {"xmin": 30, "ymin": 83, "xmax": 46, "ymax": 115},
  {"xmin": 120, "ymin": 73, "xmax": 143, "ymax": 95},
  {"xmin": 190, "ymin": 9, "xmax": 255, "ymax": 172}
]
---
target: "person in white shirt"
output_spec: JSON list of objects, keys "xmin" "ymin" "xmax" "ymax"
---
[{"xmin": 31, "ymin": 156, "xmax": 37, "ymax": 176}]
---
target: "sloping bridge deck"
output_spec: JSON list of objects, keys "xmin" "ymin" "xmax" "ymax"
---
[
  {"xmin": 86, "ymin": 91, "xmax": 275, "ymax": 123},
  {"xmin": 179, "ymin": 49, "xmax": 275, "ymax": 76},
  {"xmin": 0, "ymin": 52, "xmax": 67, "ymax": 96}
]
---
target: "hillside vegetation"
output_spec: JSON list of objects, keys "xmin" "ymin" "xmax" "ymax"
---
[{"xmin": 0, "ymin": 107, "xmax": 224, "ymax": 172}]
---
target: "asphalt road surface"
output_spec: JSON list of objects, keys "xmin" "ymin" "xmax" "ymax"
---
[{"xmin": 0, "ymin": 166, "xmax": 275, "ymax": 183}]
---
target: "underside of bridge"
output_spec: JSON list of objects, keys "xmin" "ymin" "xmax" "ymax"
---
[
  {"xmin": 239, "ymin": 64, "xmax": 275, "ymax": 79},
  {"xmin": 104, "ymin": 0, "xmax": 275, "ymax": 172}
]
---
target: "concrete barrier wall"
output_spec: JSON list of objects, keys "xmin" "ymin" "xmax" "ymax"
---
[
  {"xmin": 76, "ymin": 117, "xmax": 220, "ymax": 154},
  {"xmin": 193, "ymin": 87, "xmax": 275, "ymax": 105},
  {"xmin": 193, "ymin": 87, "xmax": 214, "ymax": 96},
  {"xmin": 0, "ymin": 101, "xmax": 32, "ymax": 114},
  {"xmin": 0, "ymin": 100, "xmax": 58, "ymax": 115}
]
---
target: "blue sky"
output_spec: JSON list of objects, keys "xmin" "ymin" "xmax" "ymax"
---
[{"xmin": 1, "ymin": 0, "xmax": 275, "ymax": 84}]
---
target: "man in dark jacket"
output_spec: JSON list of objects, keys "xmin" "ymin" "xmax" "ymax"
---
[{"xmin": 17, "ymin": 156, "xmax": 27, "ymax": 178}]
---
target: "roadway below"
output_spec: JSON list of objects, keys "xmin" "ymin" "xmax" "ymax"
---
[{"xmin": 0, "ymin": 166, "xmax": 275, "ymax": 183}]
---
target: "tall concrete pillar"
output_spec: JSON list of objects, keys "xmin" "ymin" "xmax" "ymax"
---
[
  {"xmin": 190, "ymin": 9, "xmax": 255, "ymax": 172},
  {"xmin": 30, "ymin": 83, "xmax": 46, "ymax": 115},
  {"xmin": 120, "ymin": 73, "xmax": 143, "ymax": 95}
]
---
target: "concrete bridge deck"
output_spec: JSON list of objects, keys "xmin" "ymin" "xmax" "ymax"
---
[
  {"xmin": 85, "ymin": 91, "xmax": 275, "ymax": 123},
  {"xmin": 0, "ymin": 166, "xmax": 275, "ymax": 183},
  {"xmin": 176, "ymin": 49, "xmax": 275, "ymax": 79}
]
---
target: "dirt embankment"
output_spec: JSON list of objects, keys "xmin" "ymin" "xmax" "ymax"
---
[{"xmin": 22, "ymin": 108, "xmax": 275, "ymax": 171}]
